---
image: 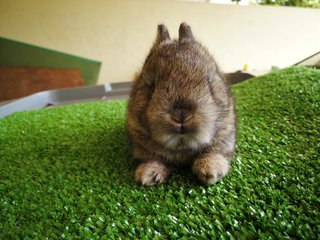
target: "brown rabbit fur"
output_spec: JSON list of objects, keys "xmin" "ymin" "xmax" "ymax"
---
[{"xmin": 127, "ymin": 23, "xmax": 236, "ymax": 186}]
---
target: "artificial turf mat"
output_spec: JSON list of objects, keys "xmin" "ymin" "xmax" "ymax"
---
[{"xmin": 0, "ymin": 66, "xmax": 319, "ymax": 239}]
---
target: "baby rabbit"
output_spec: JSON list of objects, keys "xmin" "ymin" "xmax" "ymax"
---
[{"xmin": 127, "ymin": 23, "xmax": 236, "ymax": 186}]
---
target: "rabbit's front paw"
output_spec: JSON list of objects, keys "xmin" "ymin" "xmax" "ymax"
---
[
  {"xmin": 192, "ymin": 154, "xmax": 230, "ymax": 185},
  {"xmin": 135, "ymin": 161, "xmax": 170, "ymax": 186}
]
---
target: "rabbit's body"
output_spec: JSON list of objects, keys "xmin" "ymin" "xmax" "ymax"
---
[{"xmin": 127, "ymin": 23, "xmax": 236, "ymax": 186}]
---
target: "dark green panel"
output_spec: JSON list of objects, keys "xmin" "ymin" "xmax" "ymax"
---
[{"xmin": 0, "ymin": 37, "xmax": 101, "ymax": 85}]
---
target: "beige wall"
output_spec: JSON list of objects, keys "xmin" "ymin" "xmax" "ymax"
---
[{"xmin": 0, "ymin": 0, "xmax": 319, "ymax": 84}]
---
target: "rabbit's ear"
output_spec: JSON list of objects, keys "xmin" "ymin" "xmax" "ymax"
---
[
  {"xmin": 179, "ymin": 23, "xmax": 194, "ymax": 42},
  {"xmin": 155, "ymin": 24, "xmax": 171, "ymax": 45}
]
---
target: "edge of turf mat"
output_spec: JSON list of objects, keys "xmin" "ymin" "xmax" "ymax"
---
[{"xmin": 0, "ymin": 67, "xmax": 319, "ymax": 239}]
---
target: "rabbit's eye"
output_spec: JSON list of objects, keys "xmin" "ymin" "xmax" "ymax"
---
[{"xmin": 150, "ymin": 81, "xmax": 155, "ymax": 91}]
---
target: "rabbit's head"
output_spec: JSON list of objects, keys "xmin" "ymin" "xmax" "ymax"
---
[{"xmin": 129, "ymin": 23, "xmax": 231, "ymax": 151}]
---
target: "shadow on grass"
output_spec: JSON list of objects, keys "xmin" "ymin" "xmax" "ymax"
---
[{"xmin": 52, "ymin": 123, "xmax": 215, "ymax": 189}]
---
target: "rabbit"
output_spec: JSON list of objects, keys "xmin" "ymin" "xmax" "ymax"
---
[{"xmin": 127, "ymin": 23, "xmax": 236, "ymax": 186}]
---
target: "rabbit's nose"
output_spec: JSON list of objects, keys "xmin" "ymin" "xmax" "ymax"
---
[
  {"xmin": 171, "ymin": 111, "xmax": 192, "ymax": 125},
  {"xmin": 171, "ymin": 110, "xmax": 192, "ymax": 134}
]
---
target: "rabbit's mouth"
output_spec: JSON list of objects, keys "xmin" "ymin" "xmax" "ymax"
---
[{"xmin": 162, "ymin": 134, "xmax": 200, "ymax": 150}]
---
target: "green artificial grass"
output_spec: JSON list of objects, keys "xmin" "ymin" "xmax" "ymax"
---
[{"xmin": 0, "ymin": 66, "xmax": 319, "ymax": 239}]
